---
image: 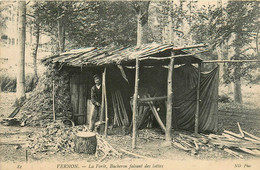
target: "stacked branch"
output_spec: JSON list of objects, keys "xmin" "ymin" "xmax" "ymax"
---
[
  {"xmin": 171, "ymin": 123, "xmax": 260, "ymax": 158},
  {"xmin": 112, "ymin": 90, "xmax": 129, "ymax": 127},
  {"xmin": 96, "ymin": 134, "xmax": 122, "ymax": 161}
]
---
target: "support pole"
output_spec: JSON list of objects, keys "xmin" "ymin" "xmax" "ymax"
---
[
  {"xmin": 132, "ymin": 57, "xmax": 140, "ymax": 149},
  {"xmin": 103, "ymin": 68, "xmax": 108, "ymax": 137},
  {"xmin": 100, "ymin": 68, "xmax": 107, "ymax": 135},
  {"xmin": 195, "ymin": 63, "xmax": 201, "ymax": 135},
  {"xmin": 166, "ymin": 55, "xmax": 174, "ymax": 142},
  {"xmin": 52, "ymin": 80, "xmax": 56, "ymax": 121}
]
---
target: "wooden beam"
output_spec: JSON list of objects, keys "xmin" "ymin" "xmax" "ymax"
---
[
  {"xmin": 132, "ymin": 56, "xmax": 140, "ymax": 149},
  {"xmin": 166, "ymin": 54, "xmax": 174, "ymax": 142},
  {"xmin": 195, "ymin": 63, "xmax": 201, "ymax": 135},
  {"xmin": 147, "ymin": 101, "xmax": 166, "ymax": 132},
  {"xmin": 172, "ymin": 44, "xmax": 207, "ymax": 51},
  {"xmin": 203, "ymin": 60, "xmax": 260, "ymax": 63},
  {"xmin": 138, "ymin": 96, "xmax": 167, "ymax": 103},
  {"xmin": 139, "ymin": 50, "xmax": 207, "ymax": 61}
]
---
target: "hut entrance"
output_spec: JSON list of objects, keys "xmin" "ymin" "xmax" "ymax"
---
[{"xmin": 70, "ymin": 72, "xmax": 89, "ymax": 125}]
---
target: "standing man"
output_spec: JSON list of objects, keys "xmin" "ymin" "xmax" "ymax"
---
[{"xmin": 89, "ymin": 74, "xmax": 102, "ymax": 131}]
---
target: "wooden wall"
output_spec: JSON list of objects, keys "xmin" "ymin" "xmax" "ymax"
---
[{"xmin": 70, "ymin": 72, "xmax": 89, "ymax": 125}]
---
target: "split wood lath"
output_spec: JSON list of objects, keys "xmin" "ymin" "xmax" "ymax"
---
[{"xmin": 42, "ymin": 43, "xmax": 214, "ymax": 149}]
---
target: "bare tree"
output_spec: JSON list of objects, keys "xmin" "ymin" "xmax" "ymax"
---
[{"xmin": 16, "ymin": 1, "xmax": 26, "ymax": 103}]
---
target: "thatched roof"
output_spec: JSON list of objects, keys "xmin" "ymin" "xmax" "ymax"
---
[{"xmin": 42, "ymin": 43, "xmax": 206, "ymax": 67}]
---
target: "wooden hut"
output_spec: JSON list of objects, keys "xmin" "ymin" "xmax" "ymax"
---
[{"xmin": 42, "ymin": 43, "xmax": 219, "ymax": 148}]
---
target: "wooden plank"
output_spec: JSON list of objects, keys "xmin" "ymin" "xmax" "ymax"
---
[
  {"xmin": 120, "ymin": 149, "xmax": 149, "ymax": 159},
  {"xmin": 195, "ymin": 63, "xmax": 201, "ymax": 135},
  {"xmin": 210, "ymin": 140, "xmax": 260, "ymax": 149},
  {"xmin": 224, "ymin": 148, "xmax": 244, "ymax": 159},
  {"xmin": 224, "ymin": 130, "xmax": 244, "ymax": 139},
  {"xmin": 78, "ymin": 74, "xmax": 86, "ymax": 125},
  {"xmin": 237, "ymin": 122, "xmax": 245, "ymax": 138},
  {"xmin": 239, "ymin": 148, "xmax": 260, "ymax": 156},
  {"xmin": 224, "ymin": 130, "xmax": 260, "ymax": 143},
  {"xmin": 70, "ymin": 74, "xmax": 80, "ymax": 124},
  {"xmin": 243, "ymin": 131, "xmax": 260, "ymax": 141}
]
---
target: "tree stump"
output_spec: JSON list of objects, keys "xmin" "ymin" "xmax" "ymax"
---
[{"xmin": 74, "ymin": 132, "xmax": 97, "ymax": 154}]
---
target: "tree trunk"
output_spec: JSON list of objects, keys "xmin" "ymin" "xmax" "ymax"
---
[
  {"xmin": 233, "ymin": 30, "xmax": 243, "ymax": 104},
  {"xmin": 16, "ymin": 1, "xmax": 26, "ymax": 103},
  {"xmin": 256, "ymin": 26, "xmax": 259, "ymax": 58},
  {"xmin": 168, "ymin": 11, "xmax": 173, "ymax": 44},
  {"xmin": 32, "ymin": 23, "xmax": 39, "ymax": 80},
  {"xmin": 234, "ymin": 64, "xmax": 242, "ymax": 104},
  {"xmin": 136, "ymin": 10, "xmax": 142, "ymax": 47},
  {"xmin": 216, "ymin": 45, "xmax": 224, "ymax": 84},
  {"xmin": 74, "ymin": 132, "xmax": 97, "ymax": 154},
  {"xmin": 58, "ymin": 14, "xmax": 65, "ymax": 53}
]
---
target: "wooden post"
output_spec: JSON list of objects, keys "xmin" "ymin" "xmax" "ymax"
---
[
  {"xmin": 99, "ymin": 68, "xmax": 107, "ymax": 134},
  {"xmin": 103, "ymin": 68, "xmax": 108, "ymax": 137},
  {"xmin": 195, "ymin": 63, "xmax": 201, "ymax": 135},
  {"xmin": 52, "ymin": 80, "xmax": 56, "ymax": 121},
  {"xmin": 132, "ymin": 56, "xmax": 140, "ymax": 149},
  {"xmin": 166, "ymin": 55, "xmax": 174, "ymax": 142}
]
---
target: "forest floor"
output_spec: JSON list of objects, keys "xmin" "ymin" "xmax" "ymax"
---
[{"xmin": 0, "ymin": 85, "xmax": 260, "ymax": 170}]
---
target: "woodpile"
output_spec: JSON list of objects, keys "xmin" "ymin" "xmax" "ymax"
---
[
  {"xmin": 27, "ymin": 121, "xmax": 121, "ymax": 161},
  {"xmin": 172, "ymin": 123, "xmax": 260, "ymax": 158}
]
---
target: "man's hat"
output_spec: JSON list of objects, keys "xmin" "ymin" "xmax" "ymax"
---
[{"xmin": 93, "ymin": 74, "xmax": 100, "ymax": 79}]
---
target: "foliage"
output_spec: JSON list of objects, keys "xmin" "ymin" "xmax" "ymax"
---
[
  {"xmin": 20, "ymin": 63, "xmax": 72, "ymax": 126},
  {"xmin": 0, "ymin": 74, "xmax": 38, "ymax": 92},
  {"xmin": 30, "ymin": 1, "xmax": 138, "ymax": 50},
  {"xmin": 218, "ymin": 94, "xmax": 232, "ymax": 103},
  {"xmin": 0, "ymin": 2, "xmax": 8, "ymax": 34},
  {"xmin": 189, "ymin": 1, "xmax": 259, "ymax": 85}
]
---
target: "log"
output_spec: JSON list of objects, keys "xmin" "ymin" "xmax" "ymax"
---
[{"xmin": 74, "ymin": 132, "xmax": 97, "ymax": 154}]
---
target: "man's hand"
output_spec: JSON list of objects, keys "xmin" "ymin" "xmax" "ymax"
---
[{"xmin": 96, "ymin": 102, "xmax": 101, "ymax": 107}]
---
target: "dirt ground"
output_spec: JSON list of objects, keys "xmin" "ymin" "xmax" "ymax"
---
[{"xmin": 0, "ymin": 86, "xmax": 260, "ymax": 169}]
